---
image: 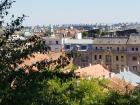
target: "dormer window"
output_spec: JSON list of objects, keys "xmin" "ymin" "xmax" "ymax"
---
[
  {"xmin": 94, "ymin": 55, "xmax": 97, "ymax": 60},
  {"xmin": 116, "ymin": 56, "xmax": 119, "ymax": 61},
  {"xmin": 95, "ymin": 47, "xmax": 98, "ymax": 50},
  {"xmin": 81, "ymin": 45, "xmax": 87, "ymax": 50},
  {"xmin": 65, "ymin": 45, "xmax": 71, "ymax": 50},
  {"xmin": 99, "ymin": 55, "xmax": 102, "ymax": 59},
  {"xmin": 132, "ymin": 48, "xmax": 134, "ymax": 51},
  {"xmin": 136, "ymin": 48, "xmax": 138, "ymax": 51},
  {"xmin": 132, "ymin": 56, "xmax": 137, "ymax": 61},
  {"xmin": 117, "ymin": 47, "xmax": 119, "ymax": 51},
  {"xmin": 56, "ymin": 41, "xmax": 59, "ymax": 44}
]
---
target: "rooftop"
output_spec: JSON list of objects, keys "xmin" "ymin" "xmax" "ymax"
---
[
  {"xmin": 63, "ymin": 38, "xmax": 93, "ymax": 44},
  {"xmin": 93, "ymin": 37, "xmax": 128, "ymax": 45},
  {"xmin": 127, "ymin": 34, "xmax": 140, "ymax": 44},
  {"xmin": 116, "ymin": 70, "xmax": 140, "ymax": 86},
  {"xmin": 74, "ymin": 64, "xmax": 110, "ymax": 78}
]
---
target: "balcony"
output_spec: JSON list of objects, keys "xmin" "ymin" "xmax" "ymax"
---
[
  {"xmin": 93, "ymin": 49, "xmax": 127, "ymax": 53},
  {"xmin": 126, "ymin": 51, "xmax": 140, "ymax": 54}
]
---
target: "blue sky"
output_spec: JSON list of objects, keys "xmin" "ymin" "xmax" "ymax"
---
[{"xmin": 8, "ymin": 0, "xmax": 140, "ymax": 26}]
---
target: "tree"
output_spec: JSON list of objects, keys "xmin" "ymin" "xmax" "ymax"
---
[
  {"xmin": 0, "ymin": 0, "xmax": 47, "ymax": 104},
  {"xmin": 100, "ymin": 31, "xmax": 108, "ymax": 36},
  {"xmin": 82, "ymin": 31, "xmax": 88, "ymax": 38}
]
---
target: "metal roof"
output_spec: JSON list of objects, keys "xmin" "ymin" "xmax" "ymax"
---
[
  {"xmin": 116, "ymin": 70, "xmax": 140, "ymax": 86},
  {"xmin": 63, "ymin": 39, "xmax": 93, "ymax": 44},
  {"xmin": 127, "ymin": 34, "xmax": 140, "ymax": 44},
  {"xmin": 93, "ymin": 37, "xmax": 128, "ymax": 45}
]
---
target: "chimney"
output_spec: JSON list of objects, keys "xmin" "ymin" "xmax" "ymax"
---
[
  {"xmin": 89, "ymin": 63, "xmax": 92, "ymax": 66},
  {"xmin": 78, "ymin": 66, "xmax": 81, "ymax": 69},
  {"xmin": 127, "ymin": 66, "xmax": 130, "ymax": 71},
  {"xmin": 109, "ymin": 73, "xmax": 112, "ymax": 78},
  {"xmin": 119, "ymin": 69, "xmax": 121, "ymax": 74}
]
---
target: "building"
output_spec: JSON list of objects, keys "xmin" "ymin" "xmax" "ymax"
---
[
  {"xmin": 83, "ymin": 29, "xmax": 100, "ymax": 38},
  {"xmin": 74, "ymin": 64, "xmax": 111, "ymax": 79},
  {"xmin": 63, "ymin": 34, "xmax": 93, "ymax": 67},
  {"xmin": 63, "ymin": 34, "xmax": 140, "ymax": 74},
  {"xmin": 42, "ymin": 37, "xmax": 62, "ymax": 52},
  {"xmin": 74, "ymin": 64, "xmax": 135, "ymax": 92},
  {"xmin": 33, "ymin": 26, "xmax": 44, "ymax": 36},
  {"xmin": 116, "ymin": 69, "xmax": 140, "ymax": 86},
  {"xmin": 108, "ymin": 29, "xmax": 138, "ymax": 37},
  {"xmin": 126, "ymin": 35, "xmax": 140, "ymax": 74},
  {"xmin": 92, "ymin": 37, "xmax": 128, "ymax": 72}
]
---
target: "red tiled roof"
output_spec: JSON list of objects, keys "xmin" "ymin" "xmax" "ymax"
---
[
  {"xmin": 74, "ymin": 64, "xmax": 110, "ymax": 78},
  {"xmin": 19, "ymin": 52, "xmax": 62, "ymax": 73}
]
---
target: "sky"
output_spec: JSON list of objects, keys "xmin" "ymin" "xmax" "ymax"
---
[{"xmin": 7, "ymin": 0, "xmax": 140, "ymax": 26}]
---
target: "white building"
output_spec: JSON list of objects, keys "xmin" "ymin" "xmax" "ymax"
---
[{"xmin": 42, "ymin": 37, "xmax": 62, "ymax": 52}]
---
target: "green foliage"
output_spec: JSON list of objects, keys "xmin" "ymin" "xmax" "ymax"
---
[
  {"xmin": 105, "ymin": 91, "xmax": 140, "ymax": 105},
  {"xmin": 71, "ymin": 64, "xmax": 77, "ymax": 72},
  {"xmin": 44, "ymin": 30, "xmax": 51, "ymax": 36},
  {"xmin": 66, "ymin": 50, "xmax": 81, "ymax": 59},
  {"xmin": 35, "ymin": 78, "xmax": 108, "ymax": 105},
  {"xmin": 100, "ymin": 31, "xmax": 108, "ymax": 36},
  {"xmin": 82, "ymin": 31, "xmax": 88, "ymax": 38}
]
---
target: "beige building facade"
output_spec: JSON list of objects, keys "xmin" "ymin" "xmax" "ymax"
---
[
  {"xmin": 64, "ymin": 34, "xmax": 140, "ymax": 74},
  {"xmin": 126, "ymin": 35, "xmax": 140, "ymax": 74},
  {"xmin": 92, "ymin": 38, "xmax": 128, "ymax": 72}
]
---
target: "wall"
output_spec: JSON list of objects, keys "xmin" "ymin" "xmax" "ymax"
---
[{"xmin": 43, "ymin": 37, "xmax": 62, "ymax": 52}]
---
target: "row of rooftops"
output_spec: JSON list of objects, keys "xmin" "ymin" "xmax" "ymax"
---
[
  {"xmin": 74, "ymin": 64, "xmax": 140, "ymax": 86},
  {"xmin": 93, "ymin": 35, "xmax": 140, "ymax": 45},
  {"xmin": 63, "ymin": 34, "xmax": 140, "ymax": 45}
]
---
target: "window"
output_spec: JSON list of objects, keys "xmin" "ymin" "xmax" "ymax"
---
[
  {"xmin": 99, "ymin": 55, "xmax": 102, "ymax": 59},
  {"xmin": 132, "ymin": 56, "xmax": 137, "ymax": 61},
  {"xmin": 132, "ymin": 48, "xmax": 134, "ymax": 51},
  {"xmin": 133, "ymin": 66, "xmax": 137, "ymax": 71},
  {"xmin": 100, "ymin": 47, "xmax": 102, "ymax": 50},
  {"xmin": 95, "ymin": 47, "xmax": 98, "ymax": 50},
  {"xmin": 56, "ymin": 41, "xmax": 59, "ymax": 44},
  {"xmin": 81, "ymin": 45, "xmax": 87, "ymax": 50},
  {"xmin": 116, "ymin": 65, "xmax": 119, "ymax": 70},
  {"xmin": 81, "ymin": 58, "xmax": 87, "ymax": 62},
  {"xmin": 110, "ymin": 47, "xmax": 112, "ymax": 50},
  {"xmin": 94, "ymin": 55, "xmax": 97, "ymax": 60},
  {"xmin": 121, "ymin": 56, "xmax": 124, "ymax": 61},
  {"xmin": 106, "ymin": 55, "xmax": 111, "ymax": 62},
  {"xmin": 116, "ymin": 56, "xmax": 119, "ymax": 61},
  {"xmin": 86, "ymin": 56, "xmax": 89, "ymax": 60},
  {"xmin": 65, "ymin": 45, "xmax": 70, "ymax": 50},
  {"xmin": 136, "ymin": 48, "xmax": 138, "ymax": 51},
  {"xmin": 121, "ymin": 65, "xmax": 124, "ymax": 70},
  {"xmin": 117, "ymin": 47, "xmax": 119, "ymax": 51},
  {"xmin": 43, "ymin": 41, "xmax": 45, "ymax": 44},
  {"xmin": 107, "ymin": 47, "xmax": 109, "ymax": 49}
]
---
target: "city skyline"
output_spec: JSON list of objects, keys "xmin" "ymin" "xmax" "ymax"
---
[{"xmin": 8, "ymin": 0, "xmax": 140, "ymax": 26}]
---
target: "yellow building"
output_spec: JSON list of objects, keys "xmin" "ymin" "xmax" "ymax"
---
[
  {"xmin": 92, "ymin": 37, "xmax": 128, "ymax": 72},
  {"xmin": 66, "ymin": 35, "xmax": 140, "ymax": 74}
]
